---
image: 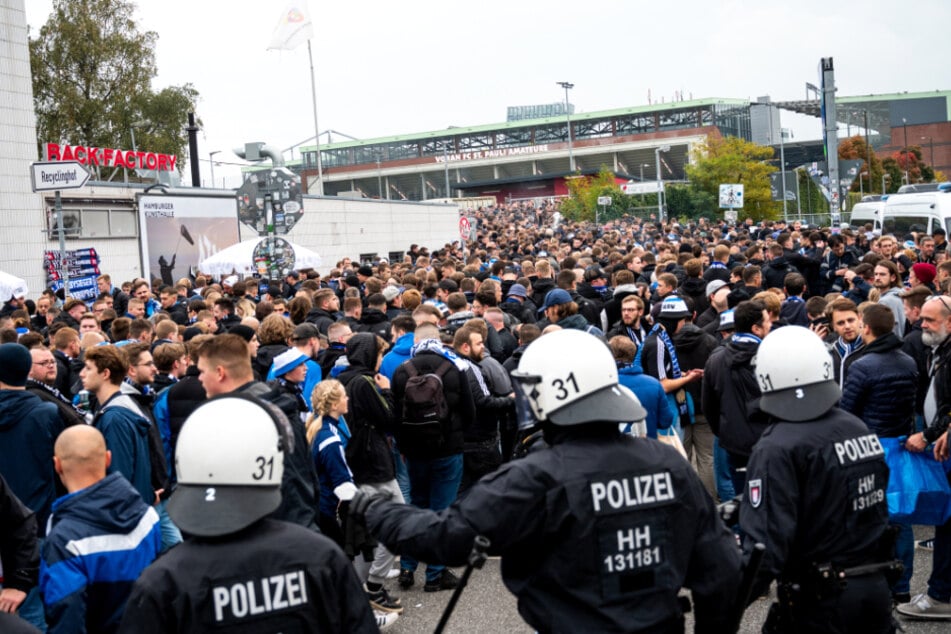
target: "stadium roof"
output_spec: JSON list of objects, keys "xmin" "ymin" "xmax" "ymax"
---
[
  {"xmin": 300, "ymin": 98, "xmax": 750, "ymax": 152},
  {"xmin": 776, "ymin": 89, "xmax": 951, "ymax": 118}
]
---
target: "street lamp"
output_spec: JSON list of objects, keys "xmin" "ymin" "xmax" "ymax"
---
[
  {"xmin": 556, "ymin": 82, "xmax": 575, "ymax": 172},
  {"xmin": 882, "ymin": 173, "xmax": 890, "ymax": 195},
  {"xmin": 859, "ymin": 171, "xmax": 868, "ymax": 197},
  {"xmin": 640, "ymin": 163, "xmax": 650, "ymax": 182},
  {"xmin": 208, "ymin": 150, "xmax": 221, "ymax": 188},
  {"xmin": 655, "ymin": 145, "xmax": 670, "ymax": 222}
]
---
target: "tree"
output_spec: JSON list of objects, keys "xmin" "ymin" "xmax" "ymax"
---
[
  {"xmin": 30, "ymin": 0, "xmax": 199, "ymax": 173},
  {"xmin": 685, "ymin": 135, "xmax": 780, "ymax": 222},
  {"xmin": 665, "ymin": 183, "xmax": 716, "ymax": 221},
  {"xmin": 559, "ymin": 166, "xmax": 641, "ymax": 223},
  {"xmin": 838, "ymin": 136, "xmax": 884, "ymax": 195}
]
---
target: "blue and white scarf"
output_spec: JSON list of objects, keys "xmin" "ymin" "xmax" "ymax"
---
[
  {"xmin": 411, "ymin": 338, "xmax": 468, "ymax": 371},
  {"xmin": 731, "ymin": 333, "xmax": 762, "ymax": 346}
]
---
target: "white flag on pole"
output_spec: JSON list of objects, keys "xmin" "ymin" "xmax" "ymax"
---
[{"xmin": 267, "ymin": 1, "xmax": 314, "ymax": 51}]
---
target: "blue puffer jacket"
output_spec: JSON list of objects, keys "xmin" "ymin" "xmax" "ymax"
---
[
  {"xmin": 617, "ymin": 363, "xmax": 677, "ymax": 438},
  {"xmin": 839, "ymin": 332, "xmax": 918, "ymax": 438},
  {"xmin": 379, "ymin": 332, "xmax": 414, "ymax": 380},
  {"xmin": 0, "ymin": 390, "xmax": 64, "ymax": 536},
  {"xmin": 40, "ymin": 472, "xmax": 161, "ymax": 634}
]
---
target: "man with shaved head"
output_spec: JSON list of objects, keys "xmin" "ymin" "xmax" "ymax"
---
[{"xmin": 40, "ymin": 426, "xmax": 161, "ymax": 633}]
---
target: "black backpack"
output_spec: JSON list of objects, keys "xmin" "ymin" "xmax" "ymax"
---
[{"xmin": 400, "ymin": 359, "xmax": 452, "ymax": 454}]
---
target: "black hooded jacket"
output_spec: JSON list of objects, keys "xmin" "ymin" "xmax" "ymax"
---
[
  {"xmin": 673, "ymin": 324, "xmax": 719, "ymax": 420},
  {"xmin": 358, "ymin": 308, "xmax": 392, "ymax": 342},
  {"xmin": 253, "ymin": 343, "xmax": 288, "ymax": 381},
  {"xmin": 337, "ymin": 334, "xmax": 397, "ymax": 485},
  {"xmin": 679, "ymin": 277, "xmax": 710, "ymax": 316},
  {"xmin": 304, "ymin": 307, "xmax": 336, "ymax": 335},
  {"xmin": 702, "ymin": 338, "xmax": 768, "ymax": 456}
]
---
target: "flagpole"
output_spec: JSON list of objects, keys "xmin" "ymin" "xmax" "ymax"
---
[{"xmin": 307, "ymin": 39, "xmax": 324, "ymax": 196}]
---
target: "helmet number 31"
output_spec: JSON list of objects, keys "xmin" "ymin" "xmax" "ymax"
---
[
  {"xmin": 253, "ymin": 456, "xmax": 276, "ymax": 481},
  {"xmin": 552, "ymin": 372, "xmax": 580, "ymax": 401}
]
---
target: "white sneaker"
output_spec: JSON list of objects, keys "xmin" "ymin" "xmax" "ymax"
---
[
  {"xmin": 896, "ymin": 593, "xmax": 951, "ymax": 620},
  {"xmin": 386, "ymin": 568, "xmax": 401, "ymax": 579},
  {"xmin": 374, "ymin": 609, "xmax": 399, "ymax": 629}
]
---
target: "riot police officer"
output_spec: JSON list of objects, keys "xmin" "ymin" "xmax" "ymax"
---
[
  {"xmin": 740, "ymin": 326, "xmax": 897, "ymax": 633},
  {"xmin": 119, "ymin": 395, "xmax": 380, "ymax": 633},
  {"xmin": 362, "ymin": 329, "xmax": 742, "ymax": 632}
]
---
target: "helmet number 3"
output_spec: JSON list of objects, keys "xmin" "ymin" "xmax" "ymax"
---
[
  {"xmin": 252, "ymin": 456, "xmax": 275, "ymax": 481},
  {"xmin": 551, "ymin": 372, "xmax": 580, "ymax": 401}
]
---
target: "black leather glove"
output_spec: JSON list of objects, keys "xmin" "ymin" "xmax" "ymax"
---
[{"xmin": 341, "ymin": 491, "xmax": 378, "ymax": 562}]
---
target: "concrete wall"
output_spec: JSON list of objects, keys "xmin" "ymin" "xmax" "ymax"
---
[
  {"xmin": 0, "ymin": 0, "xmax": 49, "ymax": 296},
  {"xmin": 239, "ymin": 195, "xmax": 460, "ymax": 274}
]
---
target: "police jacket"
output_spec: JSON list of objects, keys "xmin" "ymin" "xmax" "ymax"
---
[
  {"xmin": 923, "ymin": 334, "xmax": 951, "ymax": 444},
  {"xmin": 0, "ymin": 473, "xmax": 38, "ymax": 593},
  {"xmin": 0, "ymin": 390, "xmax": 64, "ymax": 535},
  {"xmin": 701, "ymin": 337, "xmax": 768, "ymax": 457},
  {"xmin": 391, "ymin": 350, "xmax": 475, "ymax": 460},
  {"xmin": 368, "ymin": 426, "xmax": 741, "ymax": 633},
  {"xmin": 839, "ymin": 333, "xmax": 918, "ymax": 438},
  {"xmin": 337, "ymin": 338, "xmax": 397, "ymax": 485},
  {"xmin": 41, "ymin": 473, "xmax": 161, "ymax": 634},
  {"xmin": 740, "ymin": 407, "xmax": 890, "ymax": 598},
  {"xmin": 119, "ymin": 519, "xmax": 378, "ymax": 634}
]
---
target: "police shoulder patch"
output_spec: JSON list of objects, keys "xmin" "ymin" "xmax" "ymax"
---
[{"xmin": 748, "ymin": 478, "xmax": 763, "ymax": 508}]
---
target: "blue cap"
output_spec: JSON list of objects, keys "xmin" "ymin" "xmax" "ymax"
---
[{"xmin": 538, "ymin": 288, "xmax": 572, "ymax": 313}]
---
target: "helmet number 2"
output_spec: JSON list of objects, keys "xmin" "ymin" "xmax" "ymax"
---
[
  {"xmin": 551, "ymin": 372, "xmax": 579, "ymax": 401},
  {"xmin": 252, "ymin": 456, "xmax": 275, "ymax": 481}
]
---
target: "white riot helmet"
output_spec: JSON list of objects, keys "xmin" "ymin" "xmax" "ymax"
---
[
  {"xmin": 754, "ymin": 325, "xmax": 839, "ymax": 421},
  {"xmin": 511, "ymin": 329, "xmax": 646, "ymax": 426},
  {"xmin": 168, "ymin": 394, "xmax": 286, "ymax": 537}
]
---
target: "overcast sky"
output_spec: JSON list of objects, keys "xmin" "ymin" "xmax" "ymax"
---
[{"xmin": 24, "ymin": 0, "xmax": 951, "ymax": 188}]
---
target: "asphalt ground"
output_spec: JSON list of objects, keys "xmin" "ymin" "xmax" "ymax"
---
[{"xmin": 383, "ymin": 525, "xmax": 947, "ymax": 633}]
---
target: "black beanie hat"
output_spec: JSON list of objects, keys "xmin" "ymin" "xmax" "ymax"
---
[{"xmin": 0, "ymin": 343, "xmax": 32, "ymax": 387}]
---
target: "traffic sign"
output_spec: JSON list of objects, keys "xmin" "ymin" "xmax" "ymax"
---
[
  {"xmin": 719, "ymin": 184, "xmax": 744, "ymax": 209},
  {"xmin": 31, "ymin": 161, "xmax": 90, "ymax": 192},
  {"xmin": 459, "ymin": 216, "xmax": 471, "ymax": 241},
  {"xmin": 597, "ymin": 196, "xmax": 612, "ymax": 206}
]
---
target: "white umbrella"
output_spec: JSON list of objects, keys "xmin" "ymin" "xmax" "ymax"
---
[
  {"xmin": 0, "ymin": 271, "xmax": 28, "ymax": 301},
  {"xmin": 198, "ymin": 238, "xmax": 321, "ymax": 277}
]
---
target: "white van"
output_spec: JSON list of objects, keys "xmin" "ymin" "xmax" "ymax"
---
[
  {"xmin": 881, "ymin": 183, "xmax": 951, "ymax": 236},
  {"xmin": 849, "ymin": 199, "xmax": 884, "ymax": 231}
]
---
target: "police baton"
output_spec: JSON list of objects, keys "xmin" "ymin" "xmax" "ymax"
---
[
  {"xmin": 729, "ymin": 542, "xmax": 766, "ymax": 633},
  {"xmin": 433, "ymin": 535, "xmax": 490, "ymax": 634}
]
